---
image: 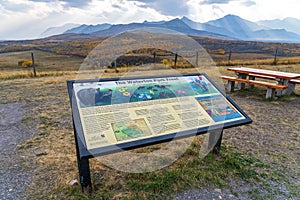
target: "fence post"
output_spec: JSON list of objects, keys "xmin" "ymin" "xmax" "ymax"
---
[
  {"xmin": 174, "ymin": 53, "xmax": 178, "ymax": 67},
  {"xmin": 114, "ymin": 52, "xmax": 117, "ymax": 72},
  {"xmin": 196, "ymin": 51, "xmax": 199, "ymax": 68},
  {"xmin": 228, "ymin": 49, "xmax": 232, "ymax": 65},
  {"xmin": 31, "ymin": 52, "xmax": 37, "ymax": 77},
  {"xmin": 273, "ymin": 48, "xmax": 278, "ymax": 65},
  {"xmin": 153, "ymin": 52, "xmax": 156, "ymax": 67}
]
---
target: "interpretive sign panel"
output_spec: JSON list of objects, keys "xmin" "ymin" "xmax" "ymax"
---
[
  {"xmin": 67, "ymin": 73, "xmax": 252, "ymax": 192},
  {"xmin": 68, "ymin": 74, "xmax": 251, "ymax": 156}
]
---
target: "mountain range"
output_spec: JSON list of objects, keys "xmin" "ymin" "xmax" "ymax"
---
[
  {"xmin": 41, "ymin": 14, "xmax": 300, "ymax": 43},
  {"xmin": 40, "ymin": 23, "xmax": 79, "ymax": 38}
]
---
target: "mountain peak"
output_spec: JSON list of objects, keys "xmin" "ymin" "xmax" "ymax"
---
[
  {"xmin": 169, "ymin": 18, "xmax": 181, "ymax": 22},
  {"xmin": 205, "ymin": 14, "xmax": 268, "ymax": 39},
  {"xmin": 181, "ymin": 16, "xmax": 192, "ymax": 21},
  {"xmin": 219, "ymin": 14, "xmax": 248, "ymax": 22},
  {"xmin": 224, "ymin": 14, "xmax": 240, "ymax": 18},
  {"xmin": 163, "ymin": 18, "xmax": 190, "ymax": 29},
  {"xmin": 257, "ymin": 17, "xmax": 300, "ymax": 35}
]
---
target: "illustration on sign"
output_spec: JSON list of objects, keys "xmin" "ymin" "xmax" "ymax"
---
[{"xmin": 112, "ymin": 119, "xmax": 152, "ymax": 141}]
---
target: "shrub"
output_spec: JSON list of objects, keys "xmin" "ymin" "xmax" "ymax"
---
[
  {"xmin": 161, "ymin": 59, "xmax": 175, "ymax": 67},
  {"xmin": 162, "ymin": 59, "xmax": 169, "ymax": 66},
  {"xmin": 18, "ymin": 60, "xmax": 33, "ymax": 67},
  {"xmin": 210, "ymin": 49, "xmax": 226, "ymax": 55}
]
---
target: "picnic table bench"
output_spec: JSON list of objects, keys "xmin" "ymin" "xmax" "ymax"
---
[
  {"xmin": 221, "ymin": 67, "xmax": 300, "ymax": 99},
  {"xmin": 220, "ymin": 75, "xmax": 288, "ymax": 99}
]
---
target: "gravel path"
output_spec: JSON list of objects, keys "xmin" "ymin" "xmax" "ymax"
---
[
  {"xmin": 0, "ymin": 102, "xmax": 36, "ymax": 200},
  {"xmin": 174, "ymin": 188, "xmax": 242, "ymax": 200}
]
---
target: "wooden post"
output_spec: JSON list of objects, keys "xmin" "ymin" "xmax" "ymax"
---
[
  {"xmin": 196, "ymin": 51, "xmax": 199, "ymax": 68},
  {"xmin": 273, "ymin": 48, "xmax": 278, "ymax": 65},
  {"xmin": 31, "ymin": 52, "xmax": 37, "ymax": 77},
  {"xmin": 114, "ymin": 53, "xmax": 117, "ymax": 72},
  {"xmin": 174, "ymin": 53, "xmax": 178, "ymax": 67},
  {"xmin": 228, "ymin": 49, "xmax": 232, "ymax": 65}
]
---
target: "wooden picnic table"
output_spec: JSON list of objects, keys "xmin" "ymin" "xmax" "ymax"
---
[
  {"xmin": 224, "ymin": 67, "xmax": 300, "ymax": 98},
  {"xmin": 227, "ymin": 67, "xmax": 300, "ymax": 80}
]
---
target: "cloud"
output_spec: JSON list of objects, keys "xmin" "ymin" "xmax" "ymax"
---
[
  {"xmin": 200, "ymin": 0, "xmax": 256, "ymax": 6},
  {"xmin": 241, "ymin": 0, "xmax": 256, "ymax": 7},
  {"xmin": 129, "ymin": 0, "xmax": 189, "ymax": 16},
  {"xmin": 201, "ymin": 0, "xmax": 232, "ymax": 4},
  {"xmin": 28, "ymin": 0, "xmax": 93, "ymax": 8},
  {"xmin": 0, "ymin": 0, "xmax": 172, "ymax": 40},
  {"xmin": 0, "ymin": 0, "xmax": 32, "ymax": 12},
  {"xmin": 1, "ymin": 0, "xmax": 299, "ymax": 40}
]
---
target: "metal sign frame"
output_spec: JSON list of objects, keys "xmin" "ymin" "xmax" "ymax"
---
[{"xmin": 67, "ymin": 73, "xmax": 252, "ymax": 192}]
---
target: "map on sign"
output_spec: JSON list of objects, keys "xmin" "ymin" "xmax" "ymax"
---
[{"xmin": 72, "ymin": 74, "xmax": 245, "ymax": 150}]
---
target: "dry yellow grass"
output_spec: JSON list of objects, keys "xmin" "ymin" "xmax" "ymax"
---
[
  {"xmin": 1, "ymin": 50, "xmax": 300, "ymax": 82},
  {"xmin": 1, "ymin": 50, "xmax": 300, "ymax": 199},
  {"xmin": 1, "ymin": 62, "xmax": 299, "ymax": 199},
  {"xmin": 217, "ymin": 57, "xmax": 300, "ymax": 66},
  {"xmin": 0, "ymin": 70, "xmax": 79, "ymax": 80}
]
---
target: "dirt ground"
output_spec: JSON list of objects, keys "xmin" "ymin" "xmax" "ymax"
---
[
  {"xmin": 0, "ymin": 102, "xmax": 37, "ymax": 199},
  {"xmin": 176, "ymin": 91, "xmax": 300, "ymax": 199},
  {"xmin": 0, "ymin": 75, "xmax": 299, "ymax": 199}
]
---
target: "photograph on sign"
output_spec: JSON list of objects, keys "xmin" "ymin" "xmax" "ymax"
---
[{"xmin": 196, "ymin": 95, "xmax": 243, "ymax": 122}]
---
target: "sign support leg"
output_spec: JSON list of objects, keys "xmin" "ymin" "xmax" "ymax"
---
[
  {"xmin": 213, "ymin": 130, "xmax": 223, "ymax": 155},
  {"xmin": 208, "ymin": 130, "xmax": 223, "ymax": 155},
  {"xmin": 74, "ymin": 126, "xmax": 92, "ymax": 193},
  {"xmin": 77, "ymin": 156, "xmax": 92, "ymax": 193}
]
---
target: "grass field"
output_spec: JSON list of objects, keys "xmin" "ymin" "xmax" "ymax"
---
[
  {"xmin": 1, "ymin": 49, "xmax": 300, "ymax": 79},
  {"xmin": 0, "ymin": 49, "xmax": 299, "ymax": 199},
  {"xmin": 0, "ymin": 50, "xmax": 82, "ymax": 79}
]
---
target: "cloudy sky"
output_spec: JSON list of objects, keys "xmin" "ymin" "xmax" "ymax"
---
[{"xmin": 1, "ymin": 0, "xmax": 299, "ymax": 40}]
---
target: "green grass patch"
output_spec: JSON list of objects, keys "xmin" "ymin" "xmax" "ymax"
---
[{"xmin": 58, "ymin": 145, "xmax": 271, "ymax": 200}]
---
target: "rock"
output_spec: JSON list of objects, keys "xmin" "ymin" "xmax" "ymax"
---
[
  {"xmin": 69, "ymin": 179, "xmax": 79, "ymax": 186},
  {"xmin": 215, "ymin": 188, "xmax": 222, "ymax": 193}
]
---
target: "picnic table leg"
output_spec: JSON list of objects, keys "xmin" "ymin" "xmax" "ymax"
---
[
  {"xmin": 266, "ymin": 88, "xmax": 276, "ymax": 99},
  {"xmin": 285, "ymin": 83, "xmax": 296, "ymax": 95},
  {"xmin": 237, "ymin": 73, "xmax": 247, "ymax": 90},
  {"xmin": 248, "ymin": 76, "xmax": 255, "ymax": 88},
  {"xmin": 227, "ymin": 80, "xmax": 235, "ymax": 92},
  {"xmin": 208, "ymin": 130, "xmax": 223, "ymax": 155},
  {"xmin": 277, "ymin": 79, "xmax": 289, "ymax": 96}
]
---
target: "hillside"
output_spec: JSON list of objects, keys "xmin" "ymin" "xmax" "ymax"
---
[{"xmin": 1, "ymin": 35, "xmax": 300, "ymax": 69}]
